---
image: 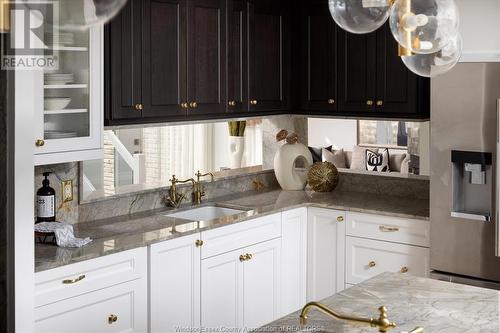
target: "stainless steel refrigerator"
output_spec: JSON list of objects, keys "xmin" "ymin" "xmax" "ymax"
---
[{"xmin": 430, "ymin": 63, "xmax": 500, "ymax": 287}]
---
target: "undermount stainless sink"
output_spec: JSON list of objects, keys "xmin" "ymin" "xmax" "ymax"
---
[{"xmin": 164, "ymin": 205, "xmax": 247, "ymax": 222}]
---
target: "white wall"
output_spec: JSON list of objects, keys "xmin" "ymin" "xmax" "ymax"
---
[
  {"xmin": 457, "ymin": 0, "xmax": 500, "ymax": 62},
  {"xmin": 307, "ymin": 118, "xmax": 357, "ymax": 150}
]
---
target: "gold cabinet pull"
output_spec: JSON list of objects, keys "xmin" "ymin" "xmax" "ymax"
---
[
  {"xmin": 195, "ymin": 239, "xmax": 204, "ymax": 247},
  {"xmin": 108, "ymin": 314, "xmax": 118, "ymax": 324},
  {"xmin": 62, "ymin": 274, "xmax": 86, "ymax": 284},
  {"xmin": 228, "ymin": 100, "xmax": 236, "ymax": 107},
  {"xmin": 376, "ymin": 100, "xmax": 384, "ymax": 106},
  {"xmin": 379, "ymin": 225, "xmax": 400, "ymax": 232},
  {"xmin": 180, "ymin": 102, "xmax": 189, "ymax": 109},
  {"xmin": 134, "ymin": 103, "xmax": 143, "ymax": 111},
  {"xmin": 239, "ymin": 253, "xmax": 253, "ymax": 262},
  {"xmin": 366, "ymin": 100, "xmax": 374, "ymax": 106},
  {"xmin": 35, "ymin": 139, "xmax": 45, "ymax": 147},
  {"xmin": 250, "ymin": 100, "xmax": 258, "ymax": 105},
  {"xmin": 328, "ymin": 99, "xmax": 335, "ymax": 104},
  {"xmin": 336, "ymin": 216, "xmax": 344, "ymax": 222},
  {"xmin": 368, "ymin": 261, "xmax": 376, "ymax": 268},
  {"xmin": 189, "ymin": 101, "xmax": 198, "ymax": 108},
  {"xmin": 400, "ymin": 266, "xmax": 409, "ymax": 273}
]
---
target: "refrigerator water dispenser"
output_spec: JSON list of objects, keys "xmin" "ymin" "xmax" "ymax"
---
[{"xmin": 451, "ymin": 150, "xmax": 493, "ymax": 221}]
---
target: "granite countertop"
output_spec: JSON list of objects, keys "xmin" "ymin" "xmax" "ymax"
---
[
  {"xmin": 35, "ymin": 189, "xmax": 429, "ymax": 272},
  {"xmin": 261, "ymin": 272, "xmax": 500, "ymax": 332}
]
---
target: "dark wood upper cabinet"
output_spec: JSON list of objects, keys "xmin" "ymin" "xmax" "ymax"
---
[
  {"xmin": 299, "ymin": 1, "xmax": 338, "ymax": 112},
  {"xmin": 142, "ymin": 0, "xmax": 187, "ymax": 120},
  {"xmin": 227, "ymin": 0, "xmax": 248, "ymax": 113},
  {"xmin": 105, "ymin": 0, "xmax": 143, "ymax": 122},
  {"xmin": 337, "ymin": 30, "xmax": 378, "ymax": 113},
  {"xmin": 248, "ymin": 0, "xmax": 291, "ymax": 112},
  {"xmin": 187, "ymin": 0, "xmax": 227, "ymax": 117},
  {"xmin": 106, "ymin": 0, "xmax": 429, "ymax": 125},
  {"xmin": 375, "ymin": 24, "xmax": 421, "ymax": 115}
]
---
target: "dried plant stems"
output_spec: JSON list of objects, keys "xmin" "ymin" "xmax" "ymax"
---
[{"xmin": 228, "ymin": 121, "xmax": 247, "ymax": 137}]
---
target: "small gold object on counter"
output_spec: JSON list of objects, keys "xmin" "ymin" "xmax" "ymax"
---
[
  {"xmin": 253, "ymin": 178, "xmax": 265, "ymax": 191},
  {"xmin": 276, "ymin": 129, "xmax": 288, "ymax": 142},
  {"xmin": 307, "ymin": 162, "xmax": 339, "ymax": 192},
  {"xmin": 285, "ymin": 133, "xmax": 299, "ymax": 144},
  {"xmin": 299, "ymin": 302, "xmax": 397, "ymax": 333}
]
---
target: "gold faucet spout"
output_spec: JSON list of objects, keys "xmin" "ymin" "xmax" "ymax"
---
[
  {"xmin": 299, "ymin": 302, "xmax": 397, "ymax": 333},
  {"xmin": 167, "ymin": 175, "xmax": 195, "ymax": 208},
  {"xmin": 193, "ymin": 171, "xmax": 215, "ymax": 205}
]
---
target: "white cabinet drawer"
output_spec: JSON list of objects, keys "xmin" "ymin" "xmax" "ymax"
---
[
  {"xmin": 346, "ymin": 212, "xmax": 430, "ymax": 247},
  {"xmin": 346, "ymin": 237, "xmax": 429, "ymax": 285},
  {"xmin": 35, "ymin": 247, "xmax": 147, "ymax": 307},
  {"xmin": 35, "ymin": 278, "xmax": 147, "ymax": 333},
  {"xmin": 201, "ymin": 213, "xmax": 281, "ymax": 259}
]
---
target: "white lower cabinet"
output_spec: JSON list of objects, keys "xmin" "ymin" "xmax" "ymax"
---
[
  {"xmin": 149, "ymin": 233, "xmax": 201, "ymax": 333},
  {"xmin": 34, "ymin": 248, "xmax": 148, "ymax": 333},
  {"xmin": 346, "ymin": 236, "xmax": 430, "ymax": 284},
  {"xmin": 35, "ymin": 279, "xmax": 147, "ymax": 333},
  {"xmin": 280, "ymin": 208, "xmax": 307, "ymax": 316},
  {"xmin": 201, "ymin": 238, "xmax": 281, "ymax": 330},
  {"xmin": 307, "ymin": 207, "xmax": 346, "ymax": 301}
]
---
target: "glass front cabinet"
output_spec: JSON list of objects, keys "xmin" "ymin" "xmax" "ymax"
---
[{"xmin": 34, "ymin": 26, "xmax": 103, "ymax": 166}]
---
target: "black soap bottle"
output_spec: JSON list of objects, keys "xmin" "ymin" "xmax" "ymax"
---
[{"xmin": 37, "ymin": 172, "xmax": 56, "ymax": 223}]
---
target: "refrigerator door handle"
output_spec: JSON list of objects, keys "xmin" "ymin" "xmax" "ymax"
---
[{"xmin": 496, "ymin": 100, "xmax": 500, "ymax": 256}]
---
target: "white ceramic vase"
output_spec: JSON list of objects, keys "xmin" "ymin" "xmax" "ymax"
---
[
  {"xmin": 273, "ymin": 142, "xmax": 313, "ymax": 191},
  {"xmin": 229, "ymin": 136, "xmax": 245, "ymax": 169}
]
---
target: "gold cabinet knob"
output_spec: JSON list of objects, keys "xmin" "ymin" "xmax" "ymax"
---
[
  {"xmin": 368, "ymin": 261, "xmax": 376, "ymax": 268},
  {"xmin": 195, "ymin": 239, "xmax": 204, "ymax": 247},
  {"xmin": 134, "ymin": 103, "xmax": 143, "ymax": 111},
  {"xmin": 400, "ymin": 266, "xmax": 409, "ymax": 273},
  {"xmin": 62, "ymin": 274, "xmax": 86, "ymax": 284},
  {"xmin": 228, "ymin": 100, "xmax": 237, "ymax": 107},
  {"xmin": 180, "ymin": 102, "xmax": 189, "ymax": 109},
  {"xmin": 250, "ymin": 100, "xmax": 258, "ymax": 105},
  {"xmin": 366, "ymin": 100, "xmax": 374, "ymax": 106},
  {"xmin": 35, "ymin": 139, "xmax": 45, "ymax": 147},
  {"xmin": 328, "ymin": 99, "xmax": 335, "ymax": 104},
  {"xmin": 336, "ymin": 216, "xmax": 344, "ymax": 222},
  {"xmin": 189, "ymin": 102, "xmax": 198, "ymax": 108},
  {"xmin": 246, "ymin": 253, "xmax": 253, "ymax": 260},
  {"xmin": 376, "ymin": 100, "xmax": 384, "ymax": 106},
  {"xmin": 108, "ymin": 314, "xmax": 118, "ymax": 324}
]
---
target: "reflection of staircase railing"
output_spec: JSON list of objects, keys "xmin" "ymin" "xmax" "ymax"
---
[{"xmin": 104, "ymin": 131, "xmax": 146, "ymax": 184}]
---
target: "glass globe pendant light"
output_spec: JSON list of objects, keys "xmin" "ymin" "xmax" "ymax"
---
[
  {"xmin": 27, "ymin": 0, "xmax": 128, "ymax": 31},
  {"xmin": 389, "ymin": 0, "xmax": 460, "ymax": 54},
  {"xmin": 328, "ymin": 0, "xmax": 392, "ymax": 34},
  {"xmin": 401, "ymin": 34, "xmax": 462, "ymax": 77}
]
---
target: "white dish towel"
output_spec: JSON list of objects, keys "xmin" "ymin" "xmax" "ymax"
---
[{"xmin": 35, "ymin": 222, "xmax": 92, "ymax": 248}]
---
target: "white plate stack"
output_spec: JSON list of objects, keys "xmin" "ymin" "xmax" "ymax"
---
[
  {"xmin": 44, "ymin": 73, "xmax": 75, "ymax": 85},
  {"xmin": 45, "ymin": 131, "xmax": 78, "ymax": 140},
  {"xmin": 45, "ymin": 32, "xmax": 75, "ymax": 46}
]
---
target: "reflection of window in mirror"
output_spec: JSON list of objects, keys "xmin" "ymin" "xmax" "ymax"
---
[{"xmin": 81, "ymin": 119, "xmax": 263, "ymax": 201}]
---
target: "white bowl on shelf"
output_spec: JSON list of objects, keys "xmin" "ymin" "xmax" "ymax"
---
[{"xmin": 44, "ymin": 97, "xmax": 71, "ymax": 110}]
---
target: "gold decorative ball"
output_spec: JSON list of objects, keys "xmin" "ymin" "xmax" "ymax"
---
[{"xmin": 307, "ymin": 162, "xmax": 339, "ymax": 192}]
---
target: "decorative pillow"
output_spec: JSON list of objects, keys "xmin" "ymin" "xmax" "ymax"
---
[
  {"xmin": 366, "ymin": 148, "xmax": 390, "ymax": 172},
  {"xmin": 350, "ymin": 146, "xmax": 375, "ymax": 170},
  {"xmin": 322, "ymin": 148, "xmax": 347, "ymax": 169},
  {"xmin": 308, "ymin": 145, "xmax": 332, "ymax": 163}
]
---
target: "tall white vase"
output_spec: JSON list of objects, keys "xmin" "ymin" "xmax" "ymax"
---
[
  {"xmin": 229, "ymin": 136, "xmax": 245, "ymax": 169},
  {"xmin": 274, "ymin": 142, "xmax": 313, "ymax": 191}
]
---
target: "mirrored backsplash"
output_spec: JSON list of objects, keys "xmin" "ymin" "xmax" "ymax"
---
[{"xmin": 81, "ymin": 119, "xmax": 264, "ymax": 202}]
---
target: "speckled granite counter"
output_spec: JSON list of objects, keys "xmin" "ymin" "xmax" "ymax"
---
[
  {"xmin": 35, "ymin": 189, "xmax": 429, "ymax": 272},
  {"xmin": 261, "ymin": 272, "xmax": 500, "ymax": 332}
]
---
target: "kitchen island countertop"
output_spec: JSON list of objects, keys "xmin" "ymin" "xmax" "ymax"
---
[{"xmin": 261, "ymin": 272, "xmax": 499, "ymax": 333}]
